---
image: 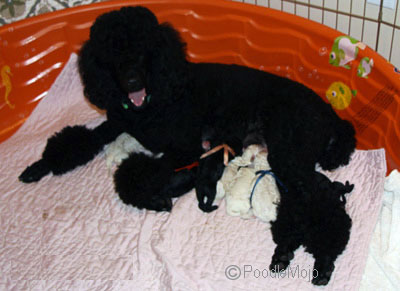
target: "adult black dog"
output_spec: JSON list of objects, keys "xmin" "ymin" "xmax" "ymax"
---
[{"xmin": 19, "ymin": 5, "xmax": 355, "ymax": 211}]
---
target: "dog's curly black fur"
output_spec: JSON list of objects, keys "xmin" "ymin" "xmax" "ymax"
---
[
  {"xmin": 114, "ymin": 153, "xmax": 196, "ymax": 211},
  {"xmin": 269, "ymin": 172, "xmax": 353, "ymax": 285},
  {"xmin": 19, "ymin": 6, "xmax": 356, "ymax": 285}
]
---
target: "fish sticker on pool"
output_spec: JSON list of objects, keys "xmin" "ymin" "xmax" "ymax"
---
[
  {"xmin": 1, "ymin": 65, "xmax": 14, "ymax": 109},
  {"xmin": 326, "ymin": 81, "xmax": 357, "ymax": 110},
  {"xmin": 357, "ymin": 57, "xmax": 374, "ymax": 78},
  {"xmin": 329, "ymin": 36, "xmax": 366, "ymax": 69}
]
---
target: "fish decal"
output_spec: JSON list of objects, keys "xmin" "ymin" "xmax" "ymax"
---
[
  {"xmin": 329, "ymin": 36, "xmax": 366, "ymax": 69},
  {"xmin": 326, "ymin": 82, "xmax": 357, "ymax": 110},
  {"xmin": 357, "ymin": 57, "xmax": 374, "ymax": 78},
  {"xmin": 1, "ymin": 65, "xmax": 14, "ymax": 109}
]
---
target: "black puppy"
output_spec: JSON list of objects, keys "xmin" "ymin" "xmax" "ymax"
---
[
  {"xmin": 196, "ymin": 122, "xmax": 266, "ymax": 212},
  {"xmin": 270, "ymin": 171, "xmax": 353, "ymax": 286}
]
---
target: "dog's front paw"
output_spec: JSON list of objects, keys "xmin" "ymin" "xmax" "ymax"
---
[{"xmin": 19, "ymin": 160, "xmax": 50, "ymax": 183}]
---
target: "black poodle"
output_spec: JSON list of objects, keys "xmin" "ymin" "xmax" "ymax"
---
[
  {"xmin": 18, "ymin": 6, "xmax": 356, "ymax": 283},
  {"xmin": 18, "ymin": 3, "xmax": 356, "ymax": 217}
]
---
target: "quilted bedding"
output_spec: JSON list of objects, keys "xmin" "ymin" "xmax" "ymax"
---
[{"xmin": 0, "ymin": 54, "xmax": 388, "ymax": 290}]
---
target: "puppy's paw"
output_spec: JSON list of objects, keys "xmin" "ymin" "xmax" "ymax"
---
[
  {"xmin": 196, "ymin": 188, "xmax": 218, "ymax": 213},
  {"xmin": 198, "ymin": 203, "xmax": 218, "ymax": 213},
  {"xmin": 19, "ymin": 159, "xmax": 50, "ymax": 183},
  {"xmin": 226, "ymin": 198, "xmax": 251, "ymax": 217}
]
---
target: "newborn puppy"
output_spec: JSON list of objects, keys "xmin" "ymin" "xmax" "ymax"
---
[
  {"xmin": 216, "ymin": 144, "xmax": 260, "ymax": 202},
  {"xmin": 221, "ymin": 145, "xmax": 280, "ymax": 226},
  {"xmin": 250, "ymin": 150, "xmax": 280, "ymax": 223},
  {"xmin": 223, "ymin": 145, "xmax": 262, "ymax": 218}
]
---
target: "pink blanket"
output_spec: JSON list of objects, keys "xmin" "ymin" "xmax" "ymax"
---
[{"xmin": 0, "ymin": 54, "xmax": 387, "ymax": 290}]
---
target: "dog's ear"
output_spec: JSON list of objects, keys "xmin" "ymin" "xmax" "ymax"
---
[
  {"xmin": 148, "ymin": 22, "xmax": 189, "ymax": 101},
  {"xmin": 78, "ymin": 40, "xmax": 123, "ymax": 110}
]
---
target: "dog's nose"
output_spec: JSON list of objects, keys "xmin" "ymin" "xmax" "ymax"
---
[{"xmin": 127, "ymin": 78, "xmax": 140, "ymax": 90}]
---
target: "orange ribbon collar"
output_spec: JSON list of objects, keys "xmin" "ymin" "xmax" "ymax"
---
[
  {"xmin": 200, "ymin": 144, "xmax": 236, "ymax": 166},
  {"xmin": 174, "ymin": 161, "xmax": 199, "ymax": 172}
]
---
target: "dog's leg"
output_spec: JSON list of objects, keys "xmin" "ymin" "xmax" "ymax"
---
[
  {"xmin": 270, "ymin": 244, "xmax": 297, "ymax": 273},
  {"xmin": 19, "ymin": 120, "xmax": 122, "ymax": 183},
  {"xmin": 311, "ymin": 255, "xmax": 336, "ymax": 286},
  {"xmin": 269, "ymin": 224, "xmax": 302, "ymax": 272},
  {"xmin": 307, "ymin": 217, "xmax": 351, "ymax": 286},
  {"xmin": 269, "ymin": 196, "xmax": 302, "ymax": 272},
  {"xmin": 304, "ymin": 200, "xmax": 352, "ymax": 285}
]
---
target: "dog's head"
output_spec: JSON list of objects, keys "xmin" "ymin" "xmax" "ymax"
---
[{"xmin": 78, "ymin": 6, "xmax": 188, "ymax": 111}]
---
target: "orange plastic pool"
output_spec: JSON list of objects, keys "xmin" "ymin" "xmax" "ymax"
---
[{"xmin": 0, "ymin": 0, "xmax": 399, "ymax": 173}]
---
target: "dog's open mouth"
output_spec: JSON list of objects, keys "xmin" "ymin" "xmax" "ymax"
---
[{"xmin": 129, "ymin": 88, "xmax": 147, "ymax": 107}]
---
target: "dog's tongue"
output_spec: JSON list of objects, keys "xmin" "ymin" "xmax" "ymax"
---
[{"xmin": 129, "ymin": 88, "xmax": 146, "ymax": 107}]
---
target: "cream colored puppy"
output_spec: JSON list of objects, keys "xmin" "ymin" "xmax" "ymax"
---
[
  {"xmin": 215, "ymin": 144, "xmax": 261, "ymax": 202},
  {"xmin": 217, "ymin": 144, "xmax": 280, "ymax": 226},
  {"xmin": 251, "ymin": 150, "xmax": 280, "ymax": 223}
]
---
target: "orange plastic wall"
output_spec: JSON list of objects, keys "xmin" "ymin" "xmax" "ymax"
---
[{"xmin": 0, "ymin": 0, "xmax": 399, "ymax": 173}]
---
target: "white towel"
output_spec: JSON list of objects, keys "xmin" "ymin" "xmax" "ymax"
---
[{"xmin": 360, "ymin": 170, "xmax": 400, "ymax": 290}]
